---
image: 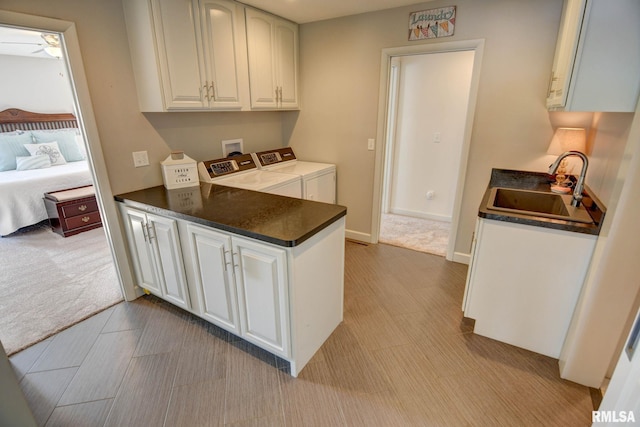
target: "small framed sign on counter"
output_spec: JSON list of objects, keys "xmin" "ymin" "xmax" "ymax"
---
[{"xmin": 409, "ymin": 6, "xmax": 456, "ymax": 41}]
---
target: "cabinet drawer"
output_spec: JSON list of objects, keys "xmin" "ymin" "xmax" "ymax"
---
[
  {"xmin": 65, "ymin": 211, "xmax": 101, "ymax": 229},
  {"xmin": 62, "ymin": 198, "xmax": 98, "ymax": 218}
]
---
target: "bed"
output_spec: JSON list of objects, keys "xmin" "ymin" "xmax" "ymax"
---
[{"xmin": 0, "ymin": 108, "xmax": 93, "ymax": 236}]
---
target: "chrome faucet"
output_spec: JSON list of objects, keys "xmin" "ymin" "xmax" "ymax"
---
[{"xmin": 548, "ymin": 151, "xmax": 589, "ymax": 207}]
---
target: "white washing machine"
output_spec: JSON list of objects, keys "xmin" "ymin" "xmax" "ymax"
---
[
  {"xmin": 252, "ymin": 147, "xmax": 336, "ymax": 204},
  {"xmin": 197, "ymin": 153, "xmax": 301, "ymax": 198}
]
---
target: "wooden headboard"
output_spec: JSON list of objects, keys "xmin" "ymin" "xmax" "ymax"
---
[{"xmin": 0, "ymin": 108, "xmax": 78, "ymax": 133}]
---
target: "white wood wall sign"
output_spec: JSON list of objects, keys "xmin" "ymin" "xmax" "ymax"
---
[{"xmin": 409, "ymin": 6, "xmax": 456, "ymax": 41}]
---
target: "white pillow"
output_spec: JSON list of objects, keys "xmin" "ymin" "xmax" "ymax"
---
[
  {"xmin": 31, "ymin": 129, "xmax": 85, "ymax": 162},
  {"xmin": 75, "ymin": 134, "xmax": 87, "ymax": 158},
  {"xmin": 23, "ymin": 142, "xmax": 67, "ymax": 166},
  {"xmin": 16, "ymin": 155, "xmax": 52, "ymax": 171}
]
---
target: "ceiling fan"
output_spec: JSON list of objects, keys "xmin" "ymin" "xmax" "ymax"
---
[{"xmin": 0, "ymin": 32, "xmax": 61, "ymax": 58}]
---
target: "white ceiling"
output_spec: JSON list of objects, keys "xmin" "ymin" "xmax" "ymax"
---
[
  {"xmin": 0, "ymin": 26, "xmax": 58, "ymax": 59},
  {"xmin": 240, "ymin": 0, "xmax": 428, "ymax": 23}
]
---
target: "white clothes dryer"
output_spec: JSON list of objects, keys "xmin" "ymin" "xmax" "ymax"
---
[
  {"xmin": 252, "ymin": 147, "xmax": 336, "ymax": 204},
  {"xmin": 197, "ymin": 153, "xmax": 301, "ymax": 198}
]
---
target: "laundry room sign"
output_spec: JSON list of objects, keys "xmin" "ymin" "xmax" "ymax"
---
[{"xmin": 409, "ymin": 6, "xmax": 456, "ymax": 41}]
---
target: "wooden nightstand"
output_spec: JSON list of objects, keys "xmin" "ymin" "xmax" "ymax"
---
[{"xmin": 43, "ymin": 185, "xmax": 102, "ymax": 237}]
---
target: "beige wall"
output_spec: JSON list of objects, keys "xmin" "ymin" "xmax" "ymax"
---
[
  {"xmin": 1, "ymin": 0, "xmax": 633, "ymax": 258},
  {"xmin": 287, "ymin": 0, "xmax": 568, "ymax": 254},
  {"xmin": 287, "ymin": 0, "xmax": 633, "ymax": 255},
  {"xmin": 559, "ymin": 99, "xmax": 640, "ymax": 387}
]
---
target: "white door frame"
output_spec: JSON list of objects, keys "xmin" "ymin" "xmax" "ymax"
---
[
  {"xmin": 0, "ymin": 10, "xmax": 137, "ymax": 300},
  {"xmin": 371, "ymin": 39, "xmax": 484, "ymax": 262}
]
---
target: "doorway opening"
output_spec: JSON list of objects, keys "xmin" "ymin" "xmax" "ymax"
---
[
  {"xmin": 372, "ymin": 40, "xmax": 484, "ymax": 262},
  {"xmin": 0, "ymin": 15, "xmax": 133, "ymax": 354}
]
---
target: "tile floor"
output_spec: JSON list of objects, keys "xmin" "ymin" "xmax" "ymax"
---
[{"xmin": 10, "ymin": 241, "xmax": 595, "ymax": 426}]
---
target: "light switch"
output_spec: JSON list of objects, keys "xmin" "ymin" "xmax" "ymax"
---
[
  {"xmin": 433, "ymin": 132, "xmax": 441, "ymax": 143},
  {"xmin": 132, "ymin": 151, "xmax": 149, "ymax": 167},
  {"xmin": 367, "ymin": 138, "xmax": 375, "ymax": 151}
]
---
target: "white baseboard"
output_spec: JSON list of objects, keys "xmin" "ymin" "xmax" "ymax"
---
[
  {"xmin": 388, "ymin": 208, "xmax": 452, "ymax": 223},
  {"xmin": 345, "ymin": 229, "xmax": 470, "ymax": 266},
  {"xmin": 345, "ymin": 229, "xmax": 372, "ymax": 243},
  {"xmin": 452, "ymin": 251, "xmax": 470, "ymax": 265}
]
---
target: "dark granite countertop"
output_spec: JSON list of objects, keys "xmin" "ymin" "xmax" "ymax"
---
[
  {"xmin": 478, "ymin": 169, "xmax": 606, "ymax": 235},
  {"xmin": 115, "ymin": 184, "xmax": 347, "ymax": 247}
]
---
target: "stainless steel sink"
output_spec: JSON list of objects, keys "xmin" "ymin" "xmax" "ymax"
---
[{"xmin": 486, "ymin": 187, "xmax": 594, "ymax": 224}]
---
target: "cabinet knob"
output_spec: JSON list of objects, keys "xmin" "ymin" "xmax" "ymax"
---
[
  {"xmin": 78, "ymin": 204, "xmax": 88, "ymax": 212},
  {"xmin": 81, "ymin": 216, "xmax": 90, "ymax": 223}
]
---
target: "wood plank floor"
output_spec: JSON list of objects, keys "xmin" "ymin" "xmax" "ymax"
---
[{"xmin": 10, "ymin": 241, "xmax": 594, "ymax": 426}]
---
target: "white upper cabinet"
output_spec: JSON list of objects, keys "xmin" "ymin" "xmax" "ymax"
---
[
  {"xmin": 196, "ymin": 0, "xmax": 250, "ymax": 109},
  {"xmin": 123, "ymin": 0, "xmax": 249, "ymax": 111},
  {"xmin": 151, "ymin": 0, "xmax": 204, "ymax": 110},
  {"xmin": 245, "ymin": 8, "xmax": 299, "ymax": 110},
  {"xmin": 547, "ymin": 0, "xmax": 640, "ymax": 112}
]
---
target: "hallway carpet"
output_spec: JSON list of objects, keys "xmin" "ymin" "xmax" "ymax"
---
[
  {"xmin": 0, "ymin": 224, "xmax": 123, "ymax": 355},
  {"xmin": 379, "ymin": 213, "xmax": 450, "ymax": 256}
]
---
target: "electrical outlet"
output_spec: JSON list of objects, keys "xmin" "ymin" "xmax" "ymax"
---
[
  {"xmin": 132, "ymin": 151, "xmax": 149, "ymax": 167},
  {"xmin": 433, "ymin": 132, "xmax": 441, "ymax": 143},
  {"xmin": 367, "ymin": 138, "xmax": 375, "ymax": 151}
]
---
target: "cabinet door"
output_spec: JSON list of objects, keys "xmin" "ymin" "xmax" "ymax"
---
[
  {"xmin": 275, "ymin": 19, "xmax": 298, "ymax": 109},
  {"xmin": 148, "ymin": 214, "xmax": 191, "ymax": 310},
  {"xmin": 233, "ymin": 236, "xmax": 290, "ymax": 356},
  {"xmin": 547, "ymin": 0, "xmax": 640, "ymax": 112},
  {"xmin": 567, "ymin": 0, "xmax": 640, "ymax": 112},
  {"xmin": 462, "ymin": 219, "xmax": 481, "ymax": 311},
  {"xmin": 464, "ymin": 218, "xmax": 596, "ymax": 358},
  {"xmin": 198, "ymin": 0, "xmax": 248, "ymax": 109},
  {"xmin": 152, "ymin": 0, "xmax": 207, "ymax": 109},
  {"xmin": 119, "ymin": 206, "xmax": 161, "ymax": 296},
  {"xmin": 245, "ymin": 8, "xmax": 278, "ymax": 109},
  {"xmin": 304, "ymin": 172, "xmax": 335, "ymax": 204},
  {"xmin": 546, "ymin": 0, "xmax": 585, "ymax": 109},
  {"xmin": 185, "ymin": 224, "xmax": 240, "ymax": 333}
]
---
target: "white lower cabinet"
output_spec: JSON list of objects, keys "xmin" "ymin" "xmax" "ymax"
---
[
  {"xmin": 183, "ymin": 223, "xmax": 240, "ymax": 334},
  {"xmin": 182, "ymin": 223, "xmax": 289, "ymax": 356},
  {"xmin": 232, "ymin": 236, "xmax": 289, "ymax": 356},
  {"xmin": 463, "ymin": 218, "xmax": 596, "ymax": 358},
  {"xmin": 119, "ymin": 205, "xmax": 191, "ymax": 310},
  {"xmin": 120, "ymin": 203, "xmax": 344, "ymax": 375}
]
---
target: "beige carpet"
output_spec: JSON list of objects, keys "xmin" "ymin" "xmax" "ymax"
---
[
  {"xmin": 0, "ymin": 224, "xmax": 123, "ymax": 355},
  {"xmin": 379, "ymin": 213, "xmax": 450, "ymax": 256}
]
